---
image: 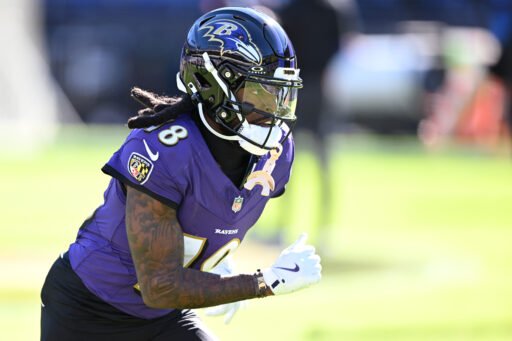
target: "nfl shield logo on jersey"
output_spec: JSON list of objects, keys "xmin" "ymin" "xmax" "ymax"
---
[{"xmin": 231, "ymin": 196, "xmax": 244, "ymax": 213}]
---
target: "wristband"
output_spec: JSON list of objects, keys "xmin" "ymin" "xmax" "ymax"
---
[{"xmin": 254, "ymin": 269, "xmax": 271, "ymax": 298}]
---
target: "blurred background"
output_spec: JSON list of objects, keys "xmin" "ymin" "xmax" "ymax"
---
[{"xmin": 1, "ymin": 0, "xmax": 512, "ymax": 340}]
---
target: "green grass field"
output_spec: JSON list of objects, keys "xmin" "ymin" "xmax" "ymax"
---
[{"xmin": 1, "ymin": 126, "xmax": 512, "ymax": 340}]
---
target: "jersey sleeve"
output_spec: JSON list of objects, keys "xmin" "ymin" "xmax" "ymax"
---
[{"xmin": 101, "ymin": 135, "xmax": 186, "ymax": 208}]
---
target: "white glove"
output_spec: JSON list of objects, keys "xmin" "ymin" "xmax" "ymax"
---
[
  {"xmin": 204, "ymin": 256, "xmax": 244, "ymax": 324},
  {"xmin": 262, "ymin": 233, "xmax": 322, "ymax": 295}
]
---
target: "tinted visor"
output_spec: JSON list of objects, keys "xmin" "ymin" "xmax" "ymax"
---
[{"xmin": 236, "ymin": 81, "xmax": 297, "ymax": 124}]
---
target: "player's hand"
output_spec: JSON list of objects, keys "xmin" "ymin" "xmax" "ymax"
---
[
  {"xmin": 204, "ymin": 256, "xmax": 245, "ymax": 324},
  {"xmin": 262, "ymin": 233, "xmax": 322, "ymax": 295}
]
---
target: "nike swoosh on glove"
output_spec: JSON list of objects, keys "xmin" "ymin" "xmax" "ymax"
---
[
  {"xmin": 204, "ymin": 256, "xmax": 245, "ymax": 324},
  {"xmin": 262, "ymin": 233, "xmax": 322, "ymax": 295}
]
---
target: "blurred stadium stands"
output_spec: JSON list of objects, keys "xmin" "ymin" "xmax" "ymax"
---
[
  {"xmin": 34, "ymin": 0, "xmax": 511, "ymax": 146},
  {"xmin": 42, "ymin": 0, "xmax": 202, "ymax": 123}
]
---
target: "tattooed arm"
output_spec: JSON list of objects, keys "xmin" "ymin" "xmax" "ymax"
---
[{"xmin": 125, "ymin": 186, "xmax": 272, "ymax": 309}]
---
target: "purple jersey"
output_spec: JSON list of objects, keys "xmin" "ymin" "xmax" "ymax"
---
[{"xmin": 68, "ymin": 114, "xmax": 294, "ymax": 319}]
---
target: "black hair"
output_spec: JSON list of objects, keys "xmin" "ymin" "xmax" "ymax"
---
[{"xmin": 127, "ymin": 87, "xmax": 196, "ymax": 129}]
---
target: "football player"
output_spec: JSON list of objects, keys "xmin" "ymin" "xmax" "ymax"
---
[{"xmin": 40, "ymin": 7, "xmax": 321, "ymax": 340}]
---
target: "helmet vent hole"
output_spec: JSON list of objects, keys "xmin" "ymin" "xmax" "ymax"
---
[
  {"xmin": 193, "ymin": 73, "xmax": 211, "ymax": 89},
  {"xmin": 233, "ymin": 15, "xmax": 246, "ymax": 21}
]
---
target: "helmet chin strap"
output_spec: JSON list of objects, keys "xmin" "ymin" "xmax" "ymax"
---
[
  {"xmin": 178, "ymin": 76, "xmax": 238, "ymax": 141},
  {"xmin": 238, "ymin": 124, "xmax": 282, "ymax": 156}
]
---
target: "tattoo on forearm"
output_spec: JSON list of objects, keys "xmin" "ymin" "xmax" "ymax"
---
[{"xmin": 125, "ymin": 186, "xmax": 263, "ymax": 309}]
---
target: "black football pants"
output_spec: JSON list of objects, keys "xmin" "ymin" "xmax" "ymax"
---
[{"xmin": 40, "ymin": 253, "xmax": 217, "ymax": 341}]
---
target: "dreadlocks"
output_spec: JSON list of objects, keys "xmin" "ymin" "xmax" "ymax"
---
[{"xmin": 127, "ymin": 87, "xmax": 196, "ymax": 129}]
